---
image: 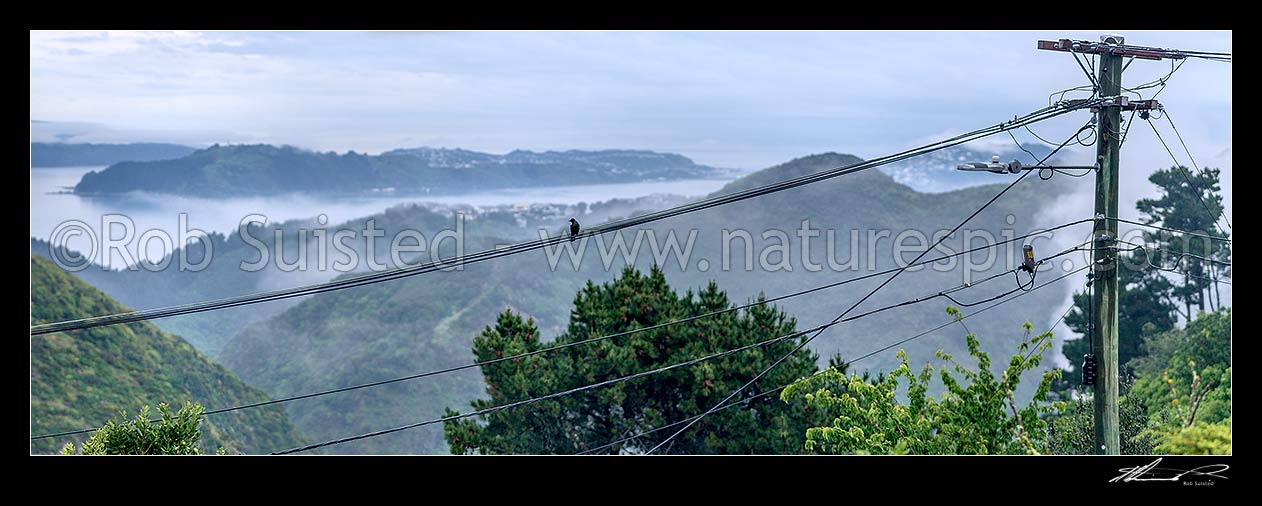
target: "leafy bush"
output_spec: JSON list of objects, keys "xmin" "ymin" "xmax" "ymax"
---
[
  {"xmin": 1153, "ymin": 419, "xmax": 1232, "ymax": 455},
  {"xmin": 1046, "ymin": 377, "xmax": 1163, "ymax": 455},
  {"xmin": 782, "ymin": 309, "xmax": 1062, "ymax": 455},
  {"xmin": 60, "ymin": 402, "xmax": 221, "ymax": 455}
]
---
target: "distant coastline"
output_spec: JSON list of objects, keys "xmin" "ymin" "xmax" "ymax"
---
[{"xmin": 68, "ymin": 144, "xmax": 740, "ymax": 198}]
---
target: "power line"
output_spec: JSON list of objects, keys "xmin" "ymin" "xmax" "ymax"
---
[
  {"xmin": 1008, "ymin": 130, "xmax": 1041, "ymax": 165},
  {"xmin": 1075, "ymin": 125, "xmax": 1098, "ymax": 147},
  {"xmin": 644, "ymin": 120, "xmax": 1093, "ymax": 454},
  {"xmin": 580, "ymin": 264, "xmax": 1089, "ymax": 454},
  {"xmin": 1115, "ymin": 240, "xmax": 1232, "ymax": 268},
  {"xmin": 1054, "ymin": 40, "xmax": 1230, "ymax": 63},
  {"xmin": 270, "ymin": 245, "xmax": 1089, "ymax": 455},
  {"xmin": 942, "ymin": 270, "xmax": 1036, "ymax": 307},
  {"xmin": 646, "ymin": 121, "xmax": 1080, "ymax": 454},
  {"xmin": 1120, "ymin": 243, "xmax": 1233, "ymax": 286},
  {"xmin": 1049, "ymin": 48, "xmax": 1194, "ymax": 108},
  {"xmin": 1106, "ymin": 217, "xmax": 1231, "ymax": 243},
  {"xmin": 1171, "ymin": 269, "xmax": 1232, "ymax": 286},
  {"xmin": 1005, "ymin": 124, "xmax": 1094, "ymax": 181},
  {"xmin": 1126, "ymin": 58, "xmax": 1187, "ymax": 98},
  {"xmin": 1129, "ymin": 252, "xmax": 1233, "ymax": 286},
  {"xmin": 1049, "ymin": 85, "xmax": 1094, "ymax": 108},
  {"xmin": 274, "ymin": 323, "xmax": 822, "ymax": 454},
  {"xmin": 1119, "ymin": 109, "xmax": 1138, "ymax": 148},
  {"xmin": 1145, "ymin": 118, "xmax": 1229, "ymax": 237},
  {"xmin": 1147, "ymin": 59, "xmax": 1187, "ymax": 101},
  {"xmin": 1071, "ymin": 51, "xmax": 1100, "ymax": 90},
  {"xmin": 1023, "ymin": 124, "xmax": 1059, "ymax": 146},
  {"xmin": 1112, "ymin": 241, "xmax": 1233, "ymax": 284},
  {"xmin": 1163, "ymin": 110, "xmax": 1231, "ymax": 230},
  {"xmin": 1023, "ymin": 292, "xmax": 1080, "ymax": 363},
  {"xmin": 30, "ymin": 221, "xmax": 1093, "ymax": 442},
  {"xmin": 31, "ymin": 101, "xmax": 1099, "ymax": 337}
]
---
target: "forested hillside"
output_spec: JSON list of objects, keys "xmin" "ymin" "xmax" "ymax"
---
[
  {"xmin": 217, "ymin": 152, "xmax": 1079, "ymax": 453},
  {"xmin": 30, "ymin": 255, "xmax": 307, "ymax": 454}
]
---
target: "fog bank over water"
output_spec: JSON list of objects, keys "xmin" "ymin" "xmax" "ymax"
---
[{"xmin": 31, "ymin": 166, "xmax": 735, "ymax": 268}]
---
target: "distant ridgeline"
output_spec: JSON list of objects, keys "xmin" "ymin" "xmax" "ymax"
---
[
  {"xmin": 72, "ymin": 145, "xmax": 733, "ymax": 197},
  {"xmin": 31, "ymin": 142, "xmax": 197, "ymax": 167}
]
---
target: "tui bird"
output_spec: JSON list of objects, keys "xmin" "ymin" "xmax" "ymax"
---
[{"xmin": 569, "ymin": 218, "xmax": 580, "ymax": 241}]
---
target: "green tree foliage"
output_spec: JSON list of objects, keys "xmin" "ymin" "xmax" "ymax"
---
[
  {"xmin": 1062, "ymin": 253, "xmax": 1178, "ymax": 373},
  {"xmin": 1046, "ymin": 378, "xmax": 1163, "ymax": 455},
  {"xmin": 30, "ymin": 255, "xmax": 307, "ymax": 454},
  {"xmin": 1127, "ymin": 321, "xmax": 1187, "ymax": 379},
  {"xmin": 1139, "ymin": 363, "xmax": 1231, "ymax": 455},
  {"xmin": 781, "ymin": 310, "xmax": 1062, "ymax": 454},
  {"xmin": 1058, "ymin": 164, "xmax": 1230, "ymax": 384},
  {"xmin": 1107, "ymin": 307, "xmax": 1233, "ymax": 455},
  {"xmin": 1131, "ymin": 308, "xmax": 1231, "ymax": 426},
  {"xmin": 60, "ymin": 402, "xmax": 216, "ymax": 455},
  {"xmin": 1134, "ymin": 166, "xmax": 1230, "ymax": 317},
  {"xmin": 443, "ymin": 265, "xmax": 820, "ymax": 454},
  {"xmin": 1153, "ymin": 419, "xmax": 1232, "ymax": 455}
]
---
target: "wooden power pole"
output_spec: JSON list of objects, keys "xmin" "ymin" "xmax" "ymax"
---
[
  {"xmin": 1092, "ymin": 41, "xmax": 1123, "ymax": 456},
  {"xmin": 1037, "ymin": 34, "xmax": 1175, "ymax": 454}
]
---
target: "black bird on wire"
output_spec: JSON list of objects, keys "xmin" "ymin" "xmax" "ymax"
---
[{"xmin": 569, "ymin": 218, "xmax": 580, "ymax": 241}]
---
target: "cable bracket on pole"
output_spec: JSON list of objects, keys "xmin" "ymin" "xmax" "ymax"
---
[
  {"xmin": 1091, "ymin": 97, "xmax": 1163, "ymax": 113},
  {"xmin": 1095, "ymin": 96, "xmax": 1130, "ymax": 109},
  {"xmin": 1093, "ymin": 231, "xmax": 1117, "ymax": 271}
]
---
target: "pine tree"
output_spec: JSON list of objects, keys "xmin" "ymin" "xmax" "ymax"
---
[
  {"xmin": 1135, "ymin": 166, "xmax": 1230, "ymax": 316},
  {"xmin": 444, "ymin": 265, "xmax": 820, "ymax": 454}
]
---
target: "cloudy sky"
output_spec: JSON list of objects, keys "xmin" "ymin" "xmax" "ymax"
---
[{"xmin": 30, "ymin": 30, "xmax": 1231, "ymax": 220}]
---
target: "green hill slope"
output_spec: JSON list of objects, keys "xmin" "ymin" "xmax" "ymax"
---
[
  {"xmin": 220, "ymin": 250, "xmax": 583, "ymax": 454},
  {"xmin": 218, "ymin": 152, "xmax": 1083, "ymax": 454},
  {"xmin": 30, "ymin": 255, "xmax": 308, "ymax": 454},
  {"xmin": 31, "ymin": 194, "xmax": 688, "ymax": 360}
]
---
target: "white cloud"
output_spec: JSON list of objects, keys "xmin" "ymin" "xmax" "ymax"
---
[{"xmin": 30, "ymin": 30, "xmax": 1229, "ymax": 194}]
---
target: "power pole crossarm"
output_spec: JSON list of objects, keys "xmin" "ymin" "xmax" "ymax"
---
[
  {"xmin": 1039, "ymin": 39, "xmax": 1170, "ymax": 60},
  {"xmin": 1037, "ymin": 38, "xmax": 1218, "ymax": 61}
]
